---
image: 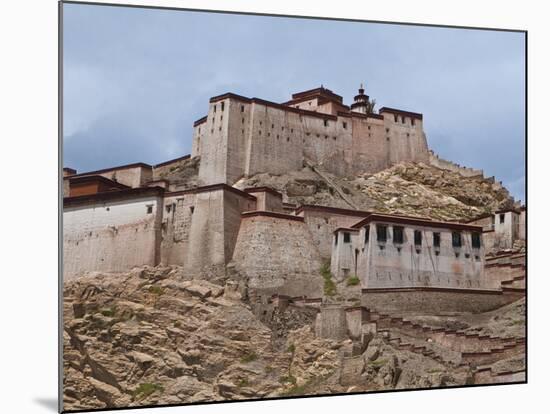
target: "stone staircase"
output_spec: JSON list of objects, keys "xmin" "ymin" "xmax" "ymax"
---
[
  {"xmin": 364, "ymin": 307, "xmax": 525, "ymax": 368},
  {"xmin": 485, "ymin": 253, "xmax": 526, "ymax": 291}
]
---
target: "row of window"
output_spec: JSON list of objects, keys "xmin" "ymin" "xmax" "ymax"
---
[
  {"xmin": 393, "ymin": 114, "xmax": 416, "ymax": 126},
  {"xmin": 336, "ymin": 225, "xmax": 481, "ymax": 249}
]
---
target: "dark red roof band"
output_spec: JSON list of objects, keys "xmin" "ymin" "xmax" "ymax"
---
[
  {"xmin": 351, "ymin": 213, "xmax": 483, "ymax": 232},
  {"xmin": 241, "ymin": 210, "xmax": 305, "ymax": 222},
  {"xmin": 379, "ymin": 107, "xmax": 423, "ymax": 120}
]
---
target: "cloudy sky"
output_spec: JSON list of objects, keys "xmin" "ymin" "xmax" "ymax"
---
[{"xmin": 63, "ymin": 3, "xmax": 526, "ymax": 201}]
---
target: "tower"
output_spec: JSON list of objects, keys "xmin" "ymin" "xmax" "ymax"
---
[{"xmin": 350, "ymin": 83, "xmax": 371, "ymax": 114}]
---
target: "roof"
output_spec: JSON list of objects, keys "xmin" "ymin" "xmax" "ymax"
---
[
  {"xmin": 289, "ymin": 87, "xmax": 343, "ymax": 103},
  {"xmin": 67, "ymin": 175, "xmax": 130, "ymax": 190},
  {"xmin": 64, "ymin": 186, "xmax": 165, "ymax": 207},
  {"xmin": 153, "ymin": 154, "xmax": 191, "ymax": 168},
  {"xmin": 333, "ymin": 227, "xmax": 360, "ymax": 234},
  {"xmin": 243, "ymin": 186, "xmax": 283, "ymax": 198},
  {"xmin": 379, "ymin": 107, "xmax": 423, "ymax": 120},
  {"xmin": 351, "ymin": 213, "xmax": 483, "ymax": 232},
  {"xmin": 164, "ymin": 183, "xmax": 257, "ymax": 201},
  {"xmin": 295, "ymin": 204, "xmax": 372, "ymax": 218},
  {"xmin": 241, "ymin": 210, "xmax": 304, "ymax": 222},
  {"xmin": 69, "ymin": 162, "xmax": 152, "ymax": 178}
]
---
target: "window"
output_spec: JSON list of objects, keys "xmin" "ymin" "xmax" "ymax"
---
[
  {"xmin": 394, "ymin": 114, "xmax": 398, "ymax": 122},
  {"xmin": 324, "ymin": 120, "xmax": 329, "ymax": 127},
  {"xmin": 499, "ymin": 213, "xmax": 505, "ymax": 224},
  {"xmin": 376, "ymin": 225, "xmax": 387, "ymax": 242},
  {"xmin": 343, "ymin": 122, "xmax": 347, "ymax": 129},
  {"xmin": 272, "ymin": 124, "xmax": 274, "ymax": 128},
  {"xmin": 213, "ymin": 104, "xmax": 216, "ymax": 112},
  {"xmin": 242, "ymin": 118, "xmax": 245, "ymax": 124},
  {"xmin": 386, "ymin": 128, "xmax": 390, "ymax": 133},
  {"xmin": 452, "ymin": 232, "xmax": 462, "ymax": 248},
  {"xmin": 393, "ymin": 226, "xmax": 404, "ymax": 244},
  {"xmin": 368, "ymin": 125, "xmax": 371, "ymax": 130},
  {"xmin": 401, "ymin": 116, "xmax": 405, "ymax": 124},
  {"xmin": 146, "ymin": 205, "xmax": 153, "ymax": 214},
  {"xmin": 364, "ymin": 226, "xmax": 370, "ymax": 244},
  {"xmin": 433, "ymin": 232, "xmax": 441, "ymax": 248},
  {"xmin": 334, "ymin": 233, "xmax": 338, "ymax": 245},
  {"xmin": 343, "ymin": 232, "xmax": 351, "ymax": 243},
  {"xmin": 221, "ymin": 102, "xmax": 225, "ymax": 111},
  {"xmin": 190, "ymin": 206, "xmax": 195, "ymax": 214},
  {"xmin": 166, "ymin": 205, "xmax": 172, "ymax": 213},
  {"xmin": 412, "ymin": 118, "xmax": 415, "ymax": 126},
  {"xmin": 472, "ymin": 232, "xmax": 481, "ymax": 249},
  {"xmin": 241, "ymin": 105, "xmax": 244, "ymax": 112},
  {"xmin": 414, "ymin": 230, "xmax": 422, "ymax": 246}
]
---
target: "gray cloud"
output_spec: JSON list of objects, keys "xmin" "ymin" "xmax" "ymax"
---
[{"xmin": 63, "ymin": 4, "xmax": 525, "ymax": 201}]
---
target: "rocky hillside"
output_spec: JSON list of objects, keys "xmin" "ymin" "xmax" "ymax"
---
[
  {"xmin": 234, "ymin": 162, "xmax": 515, "ymax": 222},
  {"xmin": 63, "ymin": 266, "xmax": 525, "ymax": 411}
]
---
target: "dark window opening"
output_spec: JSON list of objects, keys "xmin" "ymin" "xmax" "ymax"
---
[
  {"xmin": 401, "ymin": 116, "xmax": 405, "ymax": 124},
  {"xmin": 452, "ymin": 232, "xmax": 462, "ymax": 248},
  {"xmin": 435, "ymin": 251, "xmax": 440, "ymax": 256},
  {"xmin": 455, "ymin": 252, "xmax": 460, "ymax": 258},
  {"xmin": 166, "ymin": 205, "xmax": 172, "ymax": 213},
  {"xmin": 465, "ymin": 253, "xmax": 470, "ymax": 259},
  {"xmin": 287, "ymin": 137, "xmax": 290, "ymax": 142},
  {"xmin": 343, "ymin": 122, "xmax": 347, "ymax": 129},
  {"xmin": 412, "ymin": 118, "xmax": 415, "ymax": 126},
  {"xmin": 242, "ymin": 118, "xmax": 244, "ymax": 123},
  {"xmin": 364, "ymin": 226, "xmax": 370, "ymax": 244},
  {"xmin": 393, "ymin": 226, "xmax": 404, "ymax": 244},
  {"xmin": 324, "ymin": 120, "xmax": 329, "ymax": 127},
  {"xmin": 414, "ymin": 230, "xmax": 422, "ymax": 246},
  {"xmin": 334, "ymin": 234, "xmax": 338, "ymax": 245},
  {"xmin": 213, "ymin": 104, "xmax": 216, "ymax": 112},
  {"xmin": 433, "ymin": 232, "xmax": 441, "ymax": 248},
  {"xmin": 500, "ymin": 213, "xmax": 505, "ymax": 224},
  {"xmin": 386, "ymin": 128, "xmax": 390, "ymax": 133},
  {"xmin": 343, "ymin": 232, "xmax": 351, "ymax": 243},
  {"xmin": 394, "ymin": 114, "xmax": 398, "ymax": 122},
  {"xmin": 146, "ymin": 205, "xmax": 153, "ymax": 214},
  {"xmin": 475, "ymin": 255, "xmax": 480, "ymax": 261},
  {"xmin": 376, "ymin": 225, "xmax": 387, "ymax": 242},
  {"xmin": 241, "ymin": 105, "xmax": 244, "ymax": 112},
  {"xmin": 368, "ymin": 125, "xmax": 371, "ymax": 130},
  {"xmin": 259, "ymin": 121, "xmax": 262, "ymax": 125},
  {"xmin": 472, "ymin": 232, "xmax": 481, "ymax": 249},
  {"xmin": 271, "ymin": 124, "xmax": 274, "ymax": 128},
  {"xmin": 221, "ymin": 102, "xmax": 225, "ymax": 111},
  {"xmin": 190, "ymin": 206, "xmax": 195, "ymax": 214}
]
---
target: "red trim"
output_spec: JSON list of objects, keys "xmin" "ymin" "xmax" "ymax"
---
[
  {"xmin": 165, "ymin": 183, "xmax": 256, "ymax": 200},
  {"xmin": 64, "ymin": 186, "xmax": 164, "ymax": 206},
  {"xmin": 153, "ymin": 154, "xmax": 191, "ymax": 168},
  {"xmin": 70, "ymin": 162, "xmax": 152, "ymax": 178},
  {"xmin": 379, "ymin": 107, "xmax": 423, "ymax": 120},
  {"xmin": 362, "ymin": 287, "xmax": 503, "ymax": 295},
  {"xmin": 68, "ymin": 175, "xmax": 130, "ymax": 189},
  {"xmin": 193, "ymin": 116, "xmax": 207, "ymax": 127},
  {"xmin": 241, "ymin": 210, "xmax": 304, "ymax": 222},
  {"xmin": 295, "ymin": 204, "xmax": 372, "ymax": 218},
  {"xmin": 334, "ymin": 227, "xmax": 360, "ymax": 234},
  {"xmin": 289, "ymin": 87, "xmax": 343, "ymax": 103},
  {"xmin": 351, "ymin": 213, "xmax": 483, "ymax": 232},
  {"xmin": 243, "ymin": 186, "xmax": 283, "ymax": 198}
]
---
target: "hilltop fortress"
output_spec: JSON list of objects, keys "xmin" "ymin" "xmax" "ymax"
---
[
  {"xmin": 63, "ymin": 85, "xmax": 525, "ymax": 316},
  {"xmin": 192, "ymin": 86, "xmax": 429, "ymax": 185}
]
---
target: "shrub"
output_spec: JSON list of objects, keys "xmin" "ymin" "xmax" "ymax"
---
[
  {"xmin": 132, "ymin": 383, "xmax": 164, "ymax": 399},
  {"xmin": 320, "ymin": 262, "xmax": 336, "ymax": 296},
  {"xmin": 279, "ymin": 375, "xmax": 297, "ymax": 385},
  {"xmin": 347, "ymin": 275, "xmax": 360, "ymax": 286},
  {"xmin": 148, "ymin": 285, "xmax": 164, "ymax": 295},
  {"xmin": 237, "ymin": 378, "xmax": 249, "ymax": 388},
  {"xmin": 240, "ymin": 352, "xmax": 258, "ymax": 363},
  {"xmin": 287, "ymin": 344, "xmax": 295, "ymax": 353},
  {"xmin": 100, "ymin": 307, "xmax": 115, "ymax": 317}
]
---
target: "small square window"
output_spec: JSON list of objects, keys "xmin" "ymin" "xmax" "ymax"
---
[
  {"xmin": 146, "ymin": 205, "xmax": 153, "ymax": 214},
  {"xmin": 324, "ymin": 120, "xmax": 329, "ymax": 127},
  {"xmin": 343, "ymin": 232, "xmax": 351, "ymax": 243},
  {"xmin": 393, "ymin": 226, "xmax": 404, "ymax": 244},
  {"xmin": 452, "ymin": 232, "xmax": 462, "ymax": 248},
  {"xmin": 499, "ymin": 214, "xmax": 505, "ymax": 224},
  {"xmin": 472, "ymin": 232, "xmax": 481, "ymax": 249},
  {"xmin": 376, "ymin": 225, "xmax": 387, "ymax": 242},
  {"xmin": 433, "ymin": 232, "xmax": 441, "ymax": 248},
  {"xmin": 414, "ymin": 230, "xmax": 422, "ymax": 246}
]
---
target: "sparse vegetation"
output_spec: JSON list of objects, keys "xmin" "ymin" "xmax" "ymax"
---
[
  {"xmin": 279, "ymin": 375, "xmax": 297, "ymax": 385},
  {"xmin": 148, "ymin": 285, "xmax": 164, "ymax": 295},
  {"xmin": 240, "ymin": 351, "xmax": 258, "ymax": 363},
  {"xmin": 236, "ymin": 378, "xmax": 249, "ymax": 388},
  {"xmin": 346, "ymin": 275, "xmax": 360, "ymax": 286},
  {"xmin": 320, "ymin": 262, "xmax": 336, "ymax": 296},
  {"xmin": 132, "ymin": 383, "xmax": 164, "ymax": 400},
  {"xmin": 100, "ymin": 307, "xmax": 115, "ymax": 317},
  {"xmin": 368, "ymin": 358, "xmax": 388, "ymax": 368},
  {"xmin": 287, "ymin": 344, "xmax": 295, "ymax": 353}
]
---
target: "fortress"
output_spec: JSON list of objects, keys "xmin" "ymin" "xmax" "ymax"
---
[{"xmin": 63, "ymin": 85, "xmax": 526, "ymax": 315}]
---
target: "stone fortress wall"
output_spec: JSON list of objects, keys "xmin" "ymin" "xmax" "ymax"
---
[
  {"xmin": 192, "ymin": 87, "xmax": 429, "ymax": 186},
  {"xmin": 62, "ymin": 85, "xmax": 525, "ymax": 310}
]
